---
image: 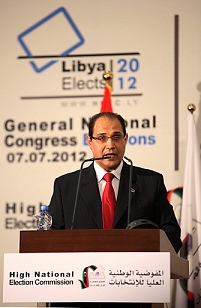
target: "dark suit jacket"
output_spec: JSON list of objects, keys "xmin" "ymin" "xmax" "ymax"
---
[
  {"xmin": 48, "ymin": 161, "xmax": 181, "ymax": 307},
  {"xmin": 49, "ymin": 161, "xmax": 182, "ymax": 253}
]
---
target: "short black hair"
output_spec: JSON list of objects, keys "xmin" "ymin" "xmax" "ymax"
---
[{"xmin": 88, "ymin": 112, "xmax": 126, "ymax": 138}]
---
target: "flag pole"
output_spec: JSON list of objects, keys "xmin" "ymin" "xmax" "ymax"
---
[
  {"xmin": 175, "ymin": 102, "xmax": 201, "ymax": 308},
  {"xmin": 103, "ymin": 70, "xmax": 113, "ymax": 86},
  {"xmin": 187, "ymin": 103, "xmax": 196, "ymax": 114},
  {"xmin": 100, "ymin": 71, "xmax": 114, "ymax": 112}
]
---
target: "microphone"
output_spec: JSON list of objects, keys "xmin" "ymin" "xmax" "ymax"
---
[
  {"xmin": 124, "ymin": 156, "xmax": 134, "ymax": 227},
  {"xmin": 124, "ymin": 156, "xmax": 158, "ymax": 230},
  {"xmin": 70, "ymin": 155, "xmax": 111, "ymax": 229}
]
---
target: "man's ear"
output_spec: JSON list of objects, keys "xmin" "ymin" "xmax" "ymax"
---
[
  {"xmin": 86, "ymin": 135, "xmax": 92, "ymax": 148},
  {"xmin": 125, "ymin": 133, "xmax": 129, "ymax": 143}
]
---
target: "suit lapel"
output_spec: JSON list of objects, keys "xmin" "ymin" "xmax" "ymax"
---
[
  {"xmin": 114, "ymin": 162, "xmax": 137, "ymax": 227},
  {"xmin": 79, "ymin": 164, "xmax": 103, "ymax": 228}
]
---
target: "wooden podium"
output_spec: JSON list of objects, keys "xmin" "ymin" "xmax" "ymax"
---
[{"xmin": 19, "ymin": 229, "xmax": 189, "ymax": 307}]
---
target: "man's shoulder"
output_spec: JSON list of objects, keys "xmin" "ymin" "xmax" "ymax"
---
[
  {"xmin": 56, "ymin": 169, "xmax": 79, "ymax": 180},
  {"xmin": 132, "ymin": 165, "xmax": 162, "ymax": 177},
  {"xmin": 55, "ymin": 164, "xmax": 93, "ymax": 182}
]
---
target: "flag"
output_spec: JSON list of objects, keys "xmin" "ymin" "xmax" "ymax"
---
[
  {"xmin": 100, "ymin": 83, "xmax": 113, "ymax": 112},
  {"xmin": 175, "ymin": 112, "xmax": 201, "ymax": 307}
]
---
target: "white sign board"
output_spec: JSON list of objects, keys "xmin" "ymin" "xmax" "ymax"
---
[{"xmin": 3, "ymin": 252, "xmax": 170, "ymax": 304}]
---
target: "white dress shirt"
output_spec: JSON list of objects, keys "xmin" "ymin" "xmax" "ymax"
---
[{"xmin": 93, "ymin": 160, "xmax": 123, "ymax": 200}]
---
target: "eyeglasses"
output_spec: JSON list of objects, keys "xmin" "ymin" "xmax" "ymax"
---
[{"xmin": 91, "ymin": 134, "xmax": 125, "ymax": 144}]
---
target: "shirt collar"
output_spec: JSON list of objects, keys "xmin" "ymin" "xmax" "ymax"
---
[{"xmin": 94, "ymin": 160, "xmax": 123, "ymax": 182}]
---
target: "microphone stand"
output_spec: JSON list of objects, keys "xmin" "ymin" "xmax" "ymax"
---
[
  {"xmin": 124, "ymin": 156, "xmax": 133, "ymax": 226},
  {"xmin": 124, "ymin": 156, "xmax": 159, "ymax": 230},
  {"xmin": 70, "ymin": 155, "xmax": 111, "ymax": 230}
]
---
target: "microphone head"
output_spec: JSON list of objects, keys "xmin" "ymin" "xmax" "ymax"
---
[
  {"xmin": 102, "ymin": 155, "xmax": 112, "ymax": 159},
  {"xmin": 93, "ymin": 155, "xmax": 111, "ymax": 161}
]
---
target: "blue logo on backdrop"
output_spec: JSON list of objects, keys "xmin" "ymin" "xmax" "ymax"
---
[{"xmin": 17, "ymin": 7, "xmax": 85, "ymax": 73}]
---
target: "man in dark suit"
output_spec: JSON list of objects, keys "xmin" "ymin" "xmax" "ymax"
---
[{"xmin": 48, "ymin": 112, "xmax": 182, "ymax": 308}]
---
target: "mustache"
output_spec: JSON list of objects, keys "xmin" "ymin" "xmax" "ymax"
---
[{"xmin": 103, "ymin": 152, "xmax": 117, "ymax": 156}]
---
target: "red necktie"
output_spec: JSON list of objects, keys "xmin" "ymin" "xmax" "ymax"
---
[{"xmin": 102, "ymin": 173, "xmax": 116, "ymax": 229}]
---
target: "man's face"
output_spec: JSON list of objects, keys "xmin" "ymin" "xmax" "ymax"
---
[{"xmin": 86, "ymin": 116, "xmax": 128, "ymax": 171}]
